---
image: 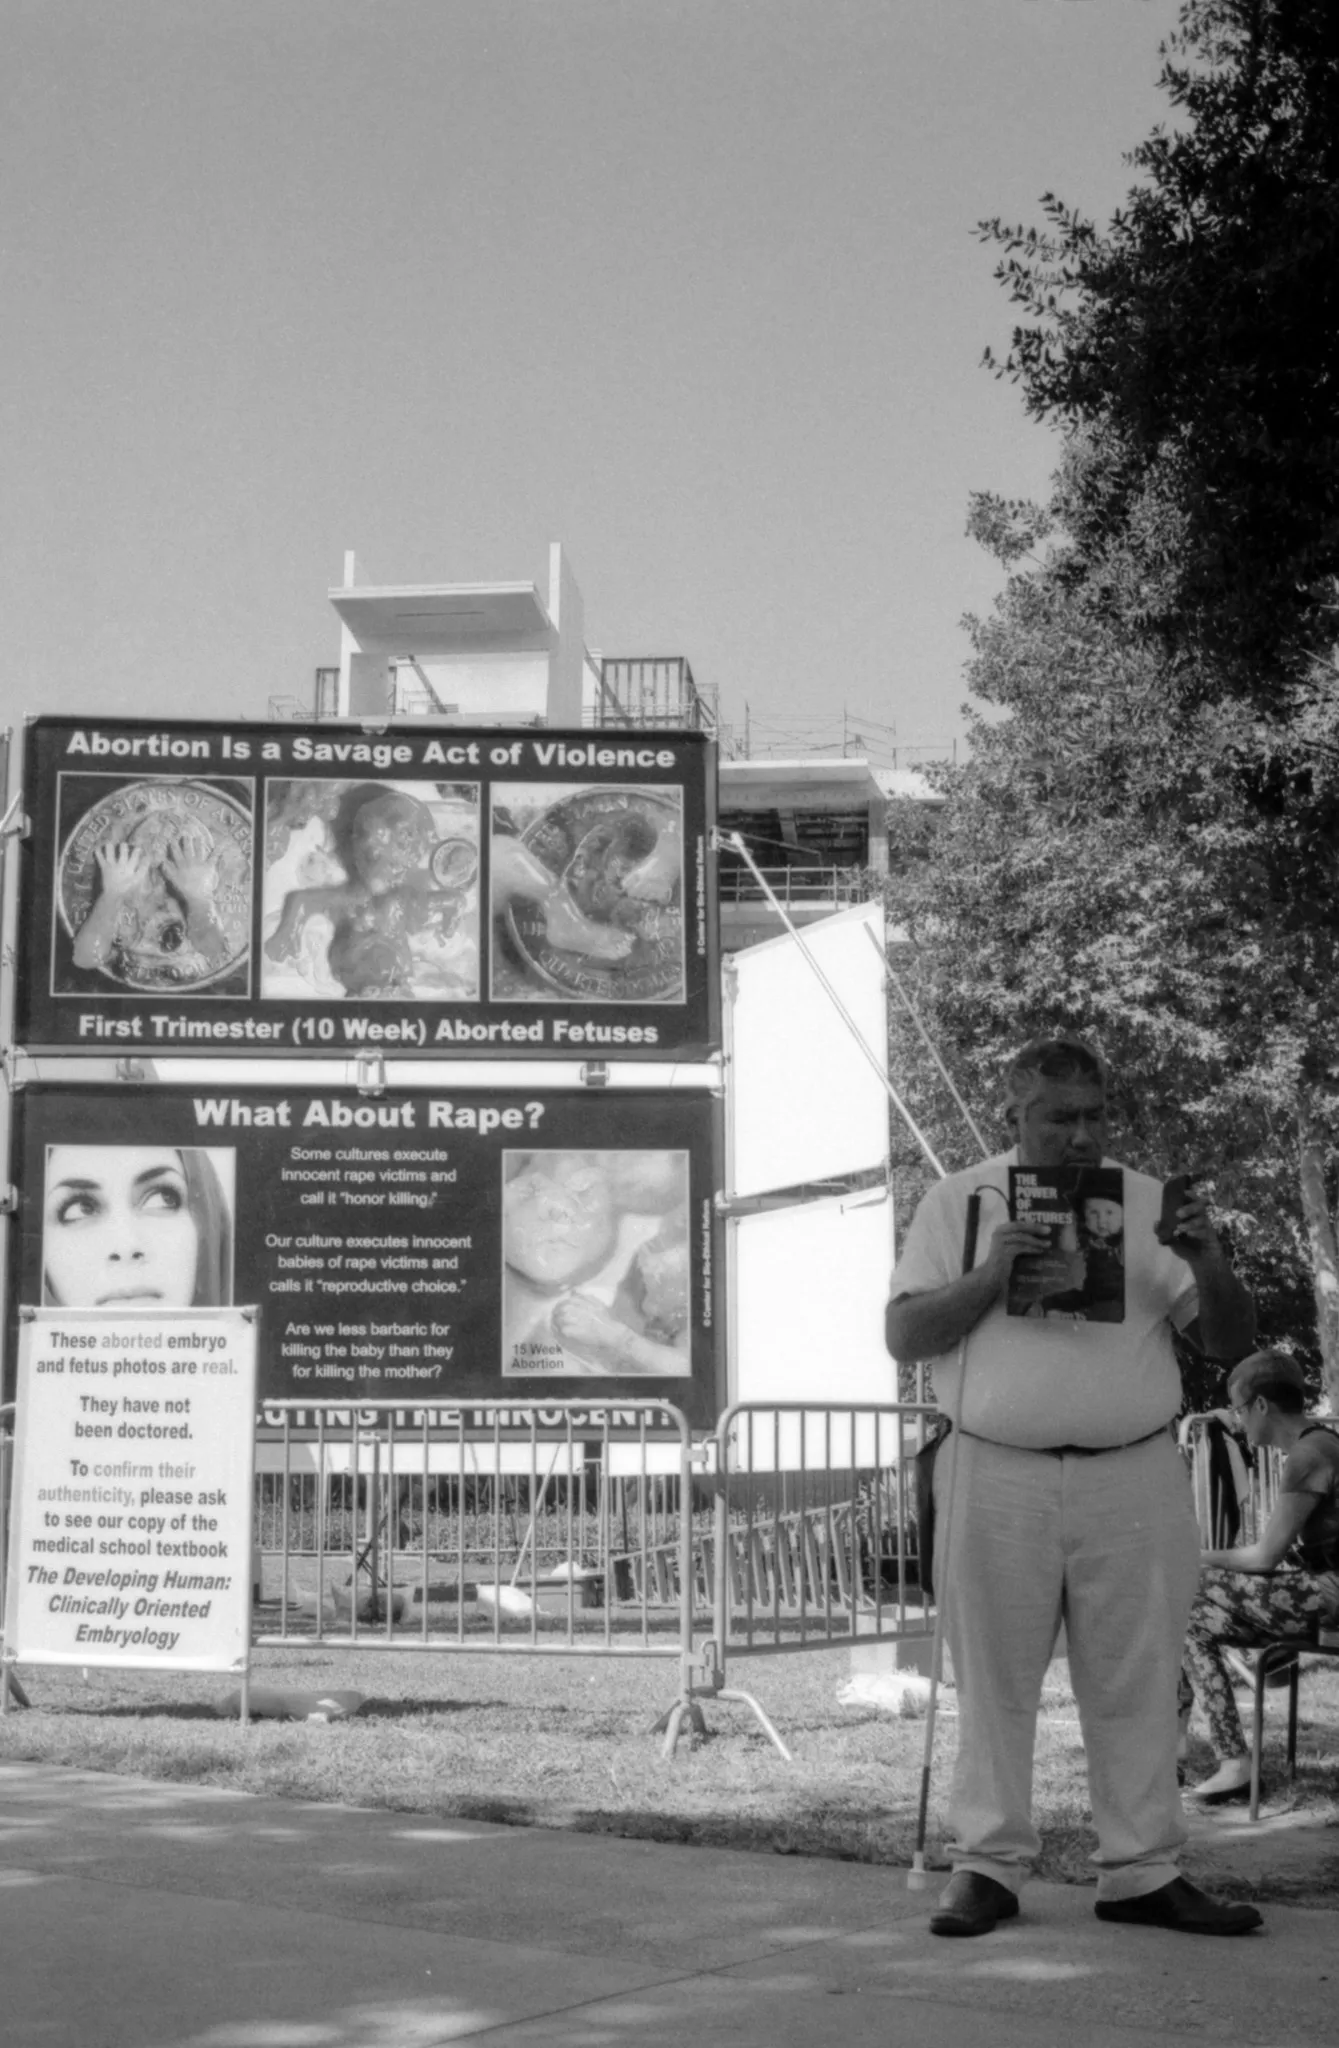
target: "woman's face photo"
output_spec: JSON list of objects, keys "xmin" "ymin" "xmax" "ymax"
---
[{"xmin": 43, "ymin": 1146, "xmax": 200, "ymax": 1307}]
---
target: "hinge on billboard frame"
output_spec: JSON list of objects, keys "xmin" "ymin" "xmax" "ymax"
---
[
  {"xmin": 579, "ymin": 1062, "xmax": 610, "ymax": 1087},
  {"xmin": 354, "ymin": 1053, "xmax": 387, "ymax": 1097},
  {"xmin": 714, "ymin": 1190, "xmax": 798, "ymax": 1218},
  {"xmin": 714, "ymin": 1163, "xmax": 889, "ymax": 1220},
  {"xmin": 0, "ymin": 1185, "xmax": 20, "ymax": 1215}
]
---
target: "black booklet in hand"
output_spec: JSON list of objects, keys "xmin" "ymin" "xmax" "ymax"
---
[{"xmin": 1006, "ymin": 1165, "xmax": 1125, "ymax": 1322}]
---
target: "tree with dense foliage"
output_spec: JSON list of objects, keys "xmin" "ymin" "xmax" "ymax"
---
[
  {"xmin": 886, "ymin": 1, "xmax": 1339, "ymax": 1404},
  {"xmin": 886, "ymin": 510, "xmax": 1331, "ymax": 1404},
  {"xmin": 980, "ymin": 0, "xmax": 1339, "ymax": 698}
]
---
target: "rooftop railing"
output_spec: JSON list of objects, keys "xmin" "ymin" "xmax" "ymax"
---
[
  {"xmin": 588, "ymin": 657, "xmax": 716, "ymax": 734},
  {"xmin": 717, "ymin": 865, "xmax": 871, "ymax": 908}
]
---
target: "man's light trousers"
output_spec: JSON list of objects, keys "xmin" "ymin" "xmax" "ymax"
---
[{"xmin": 935, "ymin": 1429, "xmax": 1200, "ymax": 1902}]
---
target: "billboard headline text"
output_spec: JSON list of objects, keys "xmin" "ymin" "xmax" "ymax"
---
[
  {"xmin": 62, "ymin": 729, "xmax": 682, "ymax": 774},
  {"xmin": 190, "ymin": 1096, "xmax": 546, "ymax": 1132}
]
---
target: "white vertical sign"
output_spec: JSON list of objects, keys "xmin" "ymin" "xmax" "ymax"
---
[
  {"xmin": 4, "ymin": 1308, "xmax": 258, "ymax": 1673},
  {"xmin": 730, "ymin": 1190, "xmax": 898, "ymax": 1461},
  {"xmin": 725, "ymin": 901, "xmax": 889, "ymax": 1199}
]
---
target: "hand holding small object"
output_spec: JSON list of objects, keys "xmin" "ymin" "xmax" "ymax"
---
[{"xmin": 1157, "ymin": 1177, "xmax": 1225, "ymax": 1265}]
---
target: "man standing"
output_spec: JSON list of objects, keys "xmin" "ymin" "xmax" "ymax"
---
[{"xmin": 886, "ymin": 1034, "xmax": 1262, "ymax": 1937}]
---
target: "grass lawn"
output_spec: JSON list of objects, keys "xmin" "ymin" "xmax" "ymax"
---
[{"xmin": 3, "ymin": 1635, "xmax": 1336, "ymax": 1906}]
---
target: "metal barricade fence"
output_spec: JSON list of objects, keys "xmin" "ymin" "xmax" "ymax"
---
[
  {"xmin": 3, "ymin": 1392, "xmax": 942, "ymax": 1752},
  {"xmin": 1182, "ymin": 1408, "xmax": 1339, "ymax": 1548},
  {"xmin": 251, "ymin": 1400, "xmax": 703, "ymax": 1701},
  {"xmin": 699, "ymin": 1402, "xmax": 937, "ymax": 1698}
]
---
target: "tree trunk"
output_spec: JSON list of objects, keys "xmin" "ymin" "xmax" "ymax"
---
[{"xmin": 1298, "ymin": 1125, "xmax": 1339, "ymax": 1414}]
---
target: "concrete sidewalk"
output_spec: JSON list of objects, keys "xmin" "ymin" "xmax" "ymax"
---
[{"xmin": 1, "ymin": 1763, "xmax": 1334, "ymax": 2048}]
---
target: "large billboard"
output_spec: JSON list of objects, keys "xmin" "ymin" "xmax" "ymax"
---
[
  {"xmin": 7, "ymin": 1083, "xmax": 722, "ymax": 1426},
  {"xmin": 15, "ymin": 718, "xmax": 718, "ymax": 1060}
]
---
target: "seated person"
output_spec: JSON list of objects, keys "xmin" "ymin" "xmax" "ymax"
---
[{"xmin": 1178, "ymin": 1349, "xmax": 1339, "ymax": 1800}]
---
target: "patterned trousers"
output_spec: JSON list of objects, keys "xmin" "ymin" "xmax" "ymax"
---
[{"xmin": 1179, "ymin": 1565, "xmax": 1339, "ymax": 1760}]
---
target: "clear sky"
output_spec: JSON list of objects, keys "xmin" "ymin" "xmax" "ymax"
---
[{"xmin": 1, "ymin": 0, "xmax": 1183, "ymax": 766}]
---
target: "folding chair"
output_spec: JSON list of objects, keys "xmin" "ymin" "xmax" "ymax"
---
[{"xmin": 1244, "ymin": 1637, "xmax": 1339, "ymax": 1820}]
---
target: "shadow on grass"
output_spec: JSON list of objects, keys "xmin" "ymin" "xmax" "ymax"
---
[
  {"xmin": 555, "ymin": 1793, "xmax": 930, "ymax": 1866},
  {"xmin": 33, "ymin": 1701, "xmax": 225, "ymax": 1723},
  {"xmin": 27, "ymin": 1694, "xmax": 497, "ymax": 1725},
  {"xmin": 347, "ymin": 1695, "xmax": 502, "ymax": 1721},
  {"xmin": 447, "ymin": 1793, "xmax": 544, "ymax": 1826}
]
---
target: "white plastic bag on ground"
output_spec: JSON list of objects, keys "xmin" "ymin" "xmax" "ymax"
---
[{"xmin": 836, "ymin": 1670, "xmax": 943, "ymax": 1717}]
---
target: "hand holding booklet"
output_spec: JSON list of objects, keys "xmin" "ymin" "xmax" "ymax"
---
[{"xmin": 1006, "ymin": 1165, "xmax": 1126, "ymax": 1322}]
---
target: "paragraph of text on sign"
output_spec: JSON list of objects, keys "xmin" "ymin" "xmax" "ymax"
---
[{"xmin": 6, "ymin": 1311, "xmax": 258, "ymax": 1672}]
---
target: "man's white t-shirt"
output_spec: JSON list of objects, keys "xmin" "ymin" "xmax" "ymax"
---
[{"xmin": 889, "ymin": 1150, "xmax": 1198, "ymax": 1449}]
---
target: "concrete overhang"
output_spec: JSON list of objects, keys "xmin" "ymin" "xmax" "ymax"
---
[
  {"xmin": 719, "ymin": 758, "xmax": 885, "ymax": 809},
  {"xmin": 329, "ymin": 582, "xmax": 551, "ymax": 652}
]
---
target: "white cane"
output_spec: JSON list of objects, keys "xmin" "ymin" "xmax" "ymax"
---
[
  {"xmin": 718, "ymin": 832, "xmax": 990, "ymax": 1886},
  {"xmin": 906, "ymin": 1189, "xmax": 981, "ymax": 1891}
]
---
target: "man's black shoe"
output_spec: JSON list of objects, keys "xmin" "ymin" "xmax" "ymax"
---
[
  {"xmin": 1095, "ymin": 1877, "xmax": 1262, "ymax": 1936},
  {"xmin": 928, "ymin": 1871, "xmax": 1020, "ymax": 1938}
]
